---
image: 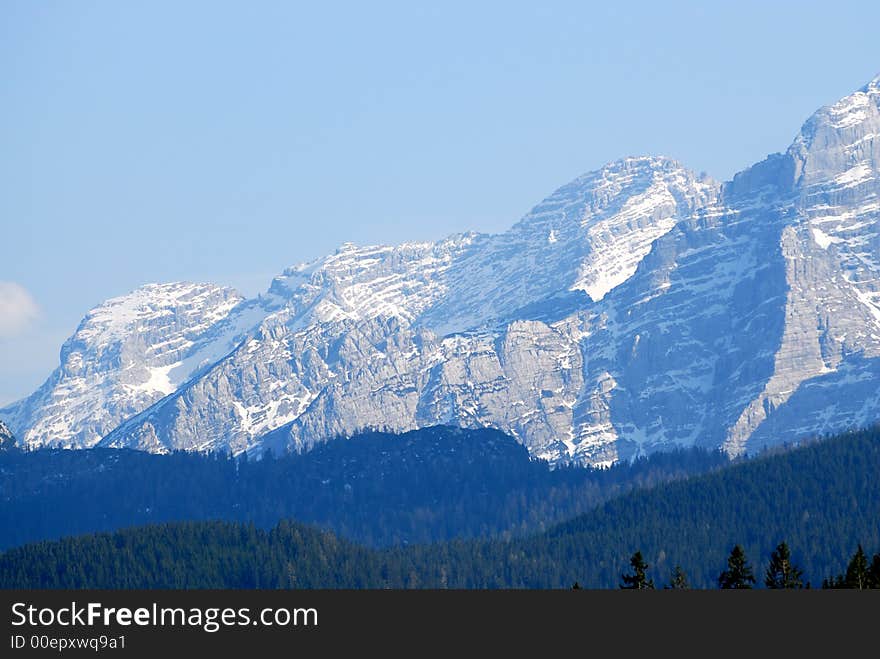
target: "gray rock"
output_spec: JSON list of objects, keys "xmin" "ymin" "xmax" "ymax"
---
[
  {"xmin": 0, "ymin": 282, "xmax": 256, "ymax": 448},
  {"xmin": 0, "ymin": 420, "xmax": 15, "ymax": 450},
  {"xmin": 7, "ymin": 74, "xmax": 880, "ymax": 465}
]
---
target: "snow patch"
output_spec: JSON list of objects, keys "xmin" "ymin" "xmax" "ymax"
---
[
  {"xmin": 811, "ymin": 227, "xmax": 842, "ymax": 249},
  {"xmin": 573, "ymin": 181, "xmax": 681, "ymax": 301},
  {"xmin": 131, "ymin": 363, "xmax": 180, "ymax": 396},
  {"xmin": 828, "ymin": 93, "xmax": 871, "ymax": 129},
  {"xmin": 833, "ymin": 163, "xmax": 873, "ymax": 189}
]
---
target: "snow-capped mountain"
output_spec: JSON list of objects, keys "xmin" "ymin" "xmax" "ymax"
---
[
  {"xmin": 91, "ymin": 156, "xmax": 716, "ymax": 460},
  {"xmin": 0, "ymin": 282, "xmax": 266, "ymax": 448},
  {"xmin": 3, "ymin": 74, "xmax": 880, "ymax": 465},
  {"xmin": 419, "ymin": 157, "xmax": 717, "ymax": 335}
]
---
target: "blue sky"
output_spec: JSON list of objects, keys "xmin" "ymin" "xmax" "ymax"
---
[{"xmin": 2, "ymin": 0, "xmax": 880, "ymax": 405}]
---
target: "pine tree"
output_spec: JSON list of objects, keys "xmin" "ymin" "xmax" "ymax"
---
[
  {"xmin": 868, "ymin": 553, "xmax": 880, "ymax": 589},
  {"xmin": 620, "ymin": 551, "xmax": 654, "ymax": 590},
  {"xmin": 718, "ymin": 545, "xmax": 756, "ymax": 589},
  {"xmin": 844, "ymin": 545, "xmax": 870, "ymax": 590},
  {"xmin": 667, "ymin": 565, "xmax": 689, "ymax": 590},
  {"xmin": 822, "ymin": 574, "xmax": 844, "ymax": 589},
  {"xmin": 764, "ymin": 541, "xmax": 803, "ymax": 589}
]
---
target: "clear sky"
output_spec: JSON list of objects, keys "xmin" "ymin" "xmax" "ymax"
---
[{"xmin": 2, "ymin": 0, "xmax": 880, "ymax": 406}]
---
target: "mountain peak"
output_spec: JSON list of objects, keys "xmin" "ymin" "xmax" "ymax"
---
[
  {"xmin": 2, "ymin": 280, "xmax": 252, "ymax": 449},
  {"xmin": 785, "ymin": 74, "xmax": 880, "ymax": 191},
  {"xmin": 801, "ymin": 73, "xmax": 880, "ymax": 132},
  {"xmin": 611, "ymin": 154, "xmax": 686, "ymax": 169},
  {"xmin": 416, "ymin": 156, "xmax": 717, "ymax": 334},
  {"xmin": 75, "ymin": 281, "xmax": 243, "ymax": 346},
  {"xmin": 559, "ymin": 156, "xmax": 697, "ymax": 196}
]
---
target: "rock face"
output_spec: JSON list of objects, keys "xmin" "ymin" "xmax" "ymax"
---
[
  {"xmin": 4, "ymin": 74, "xmax": 880, "ymax": 465},
  {"xmin": 0, "ymin": 420, "xmax": 15, "ymax": 450},
  {"xmin": 96, "ymin": 156, "xmax": 715, "ymax": 463},
  {"xmin": 0, "ymin": 282, "xmax": 261, "ymax": 448}
]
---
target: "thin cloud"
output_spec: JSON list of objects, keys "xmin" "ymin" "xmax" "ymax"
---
[{"xmin": 0, "ymin": 282, "xmax": 40, "ymax": 339}]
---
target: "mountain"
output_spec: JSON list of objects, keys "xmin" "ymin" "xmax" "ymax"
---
[
  {"xmin": 3, "ymin": 425, "xmax": 880, "ymax": 589},
  {"xmin": 0, "ymin": 283, "xmax": 271, "ymax": 449},
  {"xmin": 3, "ymin": 75, "xmax": 880, "ymax": 465}
]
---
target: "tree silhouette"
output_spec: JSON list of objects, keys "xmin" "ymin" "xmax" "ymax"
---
[
  {"xmin": 868, "ymin": 553, "xmax": 880, "ymax": 589},
  {"xmin": 764, "ymin": 542, "xmax": 803, "ymax": 589},
  {"xmin": 718, "ymin": 545, "xmax": 755, "ymax": 589},
  {"xmin": 844, "ymin": 545, "xmax": 869, "ymax": 590},
  {"xmin": 620, "ymin": 551, "xmax": 654, "ymax": 589},
  {"xmin": 666, "ymin": 565, "xmax": 689, "ymax": 590}
]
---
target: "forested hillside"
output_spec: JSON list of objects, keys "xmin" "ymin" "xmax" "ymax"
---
[
  {"xmin": 0, "ymin": 426, "xmax": 725, "ymax": 550},
  {"xmin": 3, "ymin": 426, "xmax": 879, "ymax": 589}
]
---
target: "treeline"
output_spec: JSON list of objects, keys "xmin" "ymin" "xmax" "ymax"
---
[
  {"xmin": 612, "ymin": 542, "xmax": 880, "ymax": 590},
  {"xmin": 2, "ymin": 425, "xmax": 880, "ymax": 589},
  {"xmin": 0, "ymin": 521, "xmax": 378, "ymax": 589},
  {"xmin": 0, "ymin": 425, "xmax": 726, "ymax": 550}
]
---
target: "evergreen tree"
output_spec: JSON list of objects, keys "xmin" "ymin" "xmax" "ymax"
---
[
  {"xmin": 5, "ymin": 424, "xmax": 880, "ymax": 589},
  {"xmin": 868, "ymin": 553, "xmax": 880, "ymax": 589},
  {"xmin": 844, "ymin": 545, "xmax": 870, "ymax": 590},
  {"xmin": 666, "ymin": 565, "xmax": 689, "ymax": 590},
  {"xmin": 821, "ymin": 575, "xmax": 844, "ymax": 589},
  {"xmin": 718, "ymin": 545, "xmax": 755, "ymax": 589},
  {"xmin": 620, "ymin": 551, "xmax": 654, "ymax": 589},
  {"xmin": 764, "ymin": 541, "xmax": 803, "ymax": 589}
]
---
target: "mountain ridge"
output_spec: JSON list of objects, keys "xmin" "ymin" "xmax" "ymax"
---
[{"xmin": 3, "ymin": 73, "xmax": 880, "ymax": 465}]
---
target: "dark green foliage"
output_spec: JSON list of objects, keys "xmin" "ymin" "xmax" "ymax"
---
[
  {"xmin": 0, "ymin": 426, "xmax": 726, "ymax": 551},
  {"xmin": 764, "ymin": 542, "xmax": 803, "ymax": 589},
  {"xmin": 620, "ymin": 551, "xmax": 654, "ymax": 589},
  {"xmin": 823, "ymin": 544, "xmax": 880, "ymax": 589},
  {"xmin": 0, "ymin": 521, "xmax": 384, "ymax": 589},
  {"xmin": 667, "ymin": 566, "xmax": 689, "ymax": 590},
  {"xmin": 845, "ymin": 545, "xmax": 870, "ymax": 590},
  {"xmin": 718, "ymin": 545, "xmax": 755, "ymax": 589},
  {"xmin": 869, "ymin": 553, "xmax": 880, "ymax": 589},
  {"xmin": 821, "ymin": 574, "xmax": 843, "ymax": 588},
  {"xmin": 3, "ymin": 426, "xmax": 880, "ymax": 589}
]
